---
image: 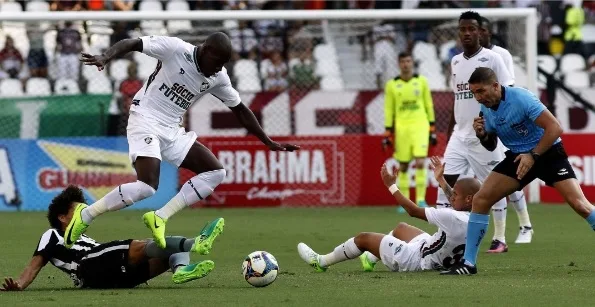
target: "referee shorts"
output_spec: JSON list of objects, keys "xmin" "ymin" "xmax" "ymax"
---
[
  {"xmin": 493, "ymin": 142, "xmax": 576, "ymax": 190},
  {"xmin": 78, "ymin": 239, "xmax": 151, "ymax": 289},
  {"xmin": 394, "ymin": 122, "xmax": 430, "ymax": 163}
]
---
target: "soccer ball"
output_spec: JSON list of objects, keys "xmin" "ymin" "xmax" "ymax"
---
[{"xmin": 242, "ymin": 251, "xmax": 279, "ymax": 287}]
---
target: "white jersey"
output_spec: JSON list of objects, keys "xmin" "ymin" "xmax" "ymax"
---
[
  {"xmin": 131, "ymin": 35, "xmax": 241, "ymax": 125},
  {"xmin": 419, "ymin": 208, "xmax": 470, "ymax": 270},
  {"xmin": 451, "ymin": 47, "xmax": 513, "ymax": 139},
  {"xmin": 490, "ymin": 45, "xmax": 515, "ymax": 81}
]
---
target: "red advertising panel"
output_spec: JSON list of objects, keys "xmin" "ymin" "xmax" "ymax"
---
[
  {"xmin": 180, "ymin": 135, "xmax": 442, "ymax": 207},
  {"xmin": 540, "ymin": 134, "xmax": 595, "ymax": 203}
]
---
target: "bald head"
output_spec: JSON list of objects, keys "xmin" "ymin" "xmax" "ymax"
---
[
  {"xmin": 197, "ymin": 32, "xmax": 233, "ymax": 77},
  {"xmin": 204, "ymin": 32, "xmax": 232, "ymax": 63},
  {"xmin": 457, "ymin": 178, "xmax": 481, "ymax": 197}
]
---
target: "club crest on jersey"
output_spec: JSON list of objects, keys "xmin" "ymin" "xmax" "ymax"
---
[
  {"xmin": 497, "ymin": 117, "xmax": 507, "ymax": 125},
  {"xmin": 478, "ymin": 57, "xmax": 489, "ymax": 62},
  {"xmin": 144, "ymin": 137, "xmax": 152, "ymax": 144},
  {"xmin": 511, "ymin": 122, "xmax": 529, "ymax": 137},
  {"xmin": 184, "ymin": 52, "xmax": 193, "ymax": 63},
  {"xmin": 200, "ymin": 82, "xmax": 210, "ymax": 93}
]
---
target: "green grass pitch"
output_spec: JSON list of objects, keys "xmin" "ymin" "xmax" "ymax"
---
[{"xmin": 0, "ymin": 204, "xmax": 593, "ymax": 306}]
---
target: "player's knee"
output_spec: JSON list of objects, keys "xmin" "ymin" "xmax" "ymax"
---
[
  {"xmin": 471, "ymin": 191, "xmax": 493, "ymax": 214},
  {"xmin": 414, "ymin": 159, "xmax": 425, "ymax": 169},
  {"xmin": 139, "ymin": 176, "xmax": 159, "ymax": 190},
  {"xmin": 354, "ymin": 232, "xmax": 372, "ymax": 245},
  {"xmin": 204, "ymin": 168, "xmax": 226, "ymax": 188},
  {"xmin": 508, "ymin": 191, "xmax": 524, "ymax": 202},
  {"xmin": 132, "ymin": 180, "xmax": 156, "ymax": 202},
  {"xmin": 396, "ymin": 222, "xmax": 410, "ymax": 231}
]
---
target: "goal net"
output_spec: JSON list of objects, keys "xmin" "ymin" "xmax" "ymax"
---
[{"xmin": 0, "ymin": 8, "xmax": 538, "ymax": 210}]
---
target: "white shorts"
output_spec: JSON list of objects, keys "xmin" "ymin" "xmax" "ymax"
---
[
  {"xmin": 379, "ymin": 233, "xmax": 432, "ymax": 272},
  {"xmin": 443, "ymin": 136, "xmax": 505, "ymax": 181},
  {"xmin": 127, "ymin": 111, "xmax": 197, "ymax": 167}
]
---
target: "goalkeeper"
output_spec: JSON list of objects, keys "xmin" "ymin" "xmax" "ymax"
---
[{"xmin": 383, "ymin": 52, "xmax": 437, "ymax": 212}]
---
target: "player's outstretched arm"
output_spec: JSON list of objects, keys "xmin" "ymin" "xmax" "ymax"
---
[
  {"xmin": 230, "ymin": 103, "xmax": 300, "ymax": 152},
  {"xmin": 80, "ymin": 38, "xmax": 143, "ymax": 71},
  {"xmin": 380, "ymin": 163, "xmax": 428, "ymax": 221},
  {"xmin": 429, "ymin": 156, "xmax": 454, "ymax": 201},
  {"xmin": 1, "ymin": 255, "xmax": 47, "ymax": 291}
]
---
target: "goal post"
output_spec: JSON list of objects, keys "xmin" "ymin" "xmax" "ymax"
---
[{"xmin": 0, "ymin": 8, "xmax": 541, "ymax": 210}]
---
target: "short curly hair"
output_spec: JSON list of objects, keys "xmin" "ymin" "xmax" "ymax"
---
[
  {"xmin": 47, "ymin": 185, "xmax": 86, "ymax": 230},
  {"xmin": 459, "ymin": 11, "xmax": 482, "ymax": 27}
]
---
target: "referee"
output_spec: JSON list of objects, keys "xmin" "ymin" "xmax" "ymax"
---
[
  {"xmin": 383, "ymin": 52, "xmax": 437, "ymax": 212},
  {"xmin": 442, "ymin": 67, "xmax": 595, "ymax": 275}
]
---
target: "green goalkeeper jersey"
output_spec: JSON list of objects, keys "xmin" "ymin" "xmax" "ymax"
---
[{"xmin": 384, "ymin": 74, "xmax": 435, "ymax": 129}]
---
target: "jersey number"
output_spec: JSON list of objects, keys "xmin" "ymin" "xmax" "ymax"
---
[{"xmin": 442, "ymin": 244, "xmax": 465, "ymax": 269}]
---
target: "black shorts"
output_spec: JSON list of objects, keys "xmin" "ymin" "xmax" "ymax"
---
[
  {"xmin": 493, "ymin": 142, "xmax": 576, "ymax": 190},
  {"xmin": 78, "ymin": 239, "xmax": 150, "ymax": 289}
]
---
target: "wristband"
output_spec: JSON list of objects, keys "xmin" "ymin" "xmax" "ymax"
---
[{"xmin": 388, "ymin": 184, "xmax": 399, "ymax": 194}]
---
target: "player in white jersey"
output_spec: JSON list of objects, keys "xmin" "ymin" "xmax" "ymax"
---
[
  {"xmin": 436, "ymin": 11, "xmax": 526, "ymax": 254},
  {"xmin": 64, "ymin": 33, "xmax": 299, "ymax": 250},
  {"xmin": 297, "ymin": 157, "xmax": 479, "ymax": 273},
  {"xmin": 479, "ymin": 16, "xmax": 534, "ymax": 251}
]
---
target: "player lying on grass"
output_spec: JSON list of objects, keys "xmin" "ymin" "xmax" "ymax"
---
[
  {"xmin": 1, "ymin": 185, "xmax": 223, "ymax": 291},
  {"xmin": 297, "ymin": 157, "xmax": 480, "ymax": 272}
]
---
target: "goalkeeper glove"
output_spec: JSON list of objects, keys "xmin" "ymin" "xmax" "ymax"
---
[
  {"xmin": 382, "ymin": 129, "xmax": 393, "ymax": 151},
  {"xmin": 429, "ymin": 123, "xmax": 438, "ymax": 146}
]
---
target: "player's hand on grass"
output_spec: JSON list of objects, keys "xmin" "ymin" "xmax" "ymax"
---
[
  {"xmin": 266, "ymin": 141, "xmax": 300, "ymax": 152},
  {"xmin": 514, "ymin": 154, "xmax": 534, "ymax": 180},
  {"xmin": 380, "ymin": 163, "xmax": 397, "ymax": 188},
  {"xmin": 1, "ymin": 278, "xmax": 22, "ymax": 291},
  {"xmin": 473, "ymin": 116, "xmax": 487, "ymax": 139},
  {"xmin": 429, "ymin": 156, "xmax": 444, "ymax": 181},
  {"xmin": 80, "ymin": 53, "xmax": 109, "ymax": 71}
]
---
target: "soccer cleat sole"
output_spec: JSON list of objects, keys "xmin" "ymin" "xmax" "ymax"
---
[
  {"xmin": 172, "ymin": 260, "xmax": 215, "ymax": 284},
  {"xmin": 193, "ymin": 218, "xmax": 225, "ymax": 255}
]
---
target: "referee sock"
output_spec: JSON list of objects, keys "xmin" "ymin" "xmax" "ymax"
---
[
  {"xmin": 463, "ymin": 213, "xmax": 490, "ymax": 267},
  {"xmin": 145, "ymin": 236, "xmax": 195, "ymax": 258},
  {"xmin": 415, "ymin": 168, "xmax": 428, "ymax": 203},
  {"xmin": 586, "ymin": 210, "xmax": 595, "ymax": 231},
  {"xmin": 155, "ymin": 169, "xmax": 226, "ymax": 220},
  {"xmin": 169, "ymin": 253, "xmax": 190, "ymax": 272},
  {"xmin": 398, "ymin": 172, "xmax": 410, "ymax": 200}
]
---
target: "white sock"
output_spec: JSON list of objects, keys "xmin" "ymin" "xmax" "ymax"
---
[
  {"xmin": 155, "ymin": 169, "xmax": 225, "ymax": 220},
  {"xmin": 319, "ymin": 237, "xmax": 362, "ymax": 267},
  {"xmin": 491, "ymin": 198, "xmax": 508, "ymax": 243},
  {"xmin": 81, "ymin": 181, "xmax": 155, "ymax": 224},
  {"xmin": 436, "ymin": 187, "xmax": 450, "ymax": 208},
  {"xmin": 509, "ymin": 191, "xmax": 532, "ymax": 228}
]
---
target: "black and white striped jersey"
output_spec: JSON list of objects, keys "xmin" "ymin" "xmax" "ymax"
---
[{"xmin": 33, "ymin": 229, "xmax": 99, "ymax": 286}]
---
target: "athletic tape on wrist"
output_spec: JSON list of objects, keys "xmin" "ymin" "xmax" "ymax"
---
[{"xmin": 388, "ymin": 184, "xmax": 399, "ymax": 194}]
